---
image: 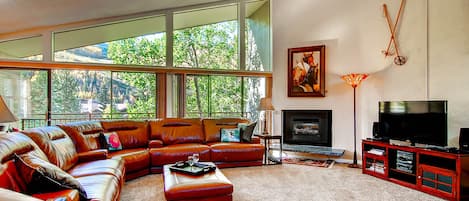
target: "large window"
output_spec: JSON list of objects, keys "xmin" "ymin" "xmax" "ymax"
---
[
  {"xmin": 111, "ymin": 72, "xmax": 157, "ymax": 119},
  {"xmin": 51, "ymin": 70, "xmax": 111, "ymax": 122},
  {"xmin": 186, "ymin": 75, "xmax": 209, "ymax": 117},
  {"xmin": 1, "ymin": 1, "xmax": 271, "ymax": 69},
  {"xmin": 0, "ymin": 36, "xmax": 43, "ymax": 60},
  {"xmin": 210, "ymin": 76, "xmax": 243, "ymax": 116},
  {"xmin": 244, "ymin": 77, "xmax": 265, "ymax": 121},
  {"xmin": 173, "ymin": 5, "xmax": 239, "ymax": 69},
  {"xmin": 0, "ymin": 70, "xmax": 48, "ymax": 128},
  {"xmin": 54, "ymin": 16, "xmax": 166, "ymax": 66},
  {"xmin": 0, "ymin": 0, "xmax": 271, "ymax": 129},
  {"xmin": 51, "ymin": 70, "xmax": 156, "ymax": 124},
  {"xmin": 246, "ymin": 0, "xmax": 270, "ymax": 71},
  {"xmin": 185, "ymin": 75, "xmax": 264, "ymax": 121}
]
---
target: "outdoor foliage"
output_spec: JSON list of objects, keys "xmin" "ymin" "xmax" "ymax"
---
[{"xmin": 24, "ymin": 20, "xmax": 263, "ymax": 121}]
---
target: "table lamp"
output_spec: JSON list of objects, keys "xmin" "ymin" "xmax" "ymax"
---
[
  {"xmin": 0, "ymin": 95, "xmax": 19, "ymax": 133},
  {"xmin": 258, "ymin": 97, "xmax": 275, "ymax": 135}
]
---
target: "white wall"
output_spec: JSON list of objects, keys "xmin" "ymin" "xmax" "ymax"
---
[
  {"xmin": 428, "ymin": 0, "xmax": 469, "ymax": 146},
  {"xmin": 272, "ymin": 0, "xmax": 469, "ymax": 160}
]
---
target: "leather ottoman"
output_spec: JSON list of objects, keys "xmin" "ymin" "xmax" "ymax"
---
[{"xmin": 163, "ymin": 162, "xmax": 233, "ymax": 201}]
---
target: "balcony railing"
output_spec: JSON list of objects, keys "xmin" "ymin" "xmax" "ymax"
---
[
  {"xmin": 20, "ymin": 111, "xmax": 258, "ymax": 130},
  {"xmin": 21, "ymin": 112, "xmax": 156, "ymax": 130}
]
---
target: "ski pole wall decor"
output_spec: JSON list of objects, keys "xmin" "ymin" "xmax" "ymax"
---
[{"xmin": 381, "ymin": 0, "xmax": 407, "ymax": 65}]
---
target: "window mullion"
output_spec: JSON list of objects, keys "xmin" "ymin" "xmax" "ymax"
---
[
  {"xmin": 43, "ymin": 32, "xmax": 53, "ymax": 62},
  {"xmin": 110, "ymin": 72, "xmax": 114, "ymax": 119},
  {"xmin": 239, "ymin": 0, "xmax": 246, "ymax": 71},
  {"xmin": 166, "ymin": 11, "xmax": 174, "ymax": 68},
  {"xmin": 157, "ymin": 73, "xmax": 166, "ymax": 118},
  {"xmin": 241, "ymin": 76, "xmax": 245, "ymax": 118},
  {"xmin": 47, "ymin": 69, "xmax": 52, "ymax": 126},
  {"xmin": 179, "ymin": 74, "xmax": 186, "ymax": 118},
  {"xmin": 208, "ymin": 75, "xmax": 211, "ymax": 118}
]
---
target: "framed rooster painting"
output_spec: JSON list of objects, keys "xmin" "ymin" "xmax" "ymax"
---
[{"xmin": 287, "ymin": 45, "xmax": 325, "ymax": 97}]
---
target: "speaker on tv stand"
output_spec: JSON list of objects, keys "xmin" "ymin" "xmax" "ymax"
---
[
  {"xmin": 368, "ymin": 122, "xmax": 387, "ymax": 141},
  {"xmin": 373, "ymin": 122, "xmax": 379, "ymax": 138},
  {"xmin": 460, "ymin": 128, "xmax": 469, "ymax": 151}
]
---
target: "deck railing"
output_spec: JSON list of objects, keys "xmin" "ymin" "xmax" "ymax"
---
[
  {"xmin": 21, "ymin": 112, "xmax": 156, "ymax": 130},
  {"xmin": 20, "ymin": 112, "xmax": 255, "ymax": 130}
]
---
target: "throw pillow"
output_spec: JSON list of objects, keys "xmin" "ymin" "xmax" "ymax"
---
[
  {"xmin": 238, "ymin": 122, "xmax": 257, "ymax": 142},
  {"xmin": 14, "ymin": 153, "xmax": 88, "ymax": 201},
  {"xmin": 101, "ymin": 132, "xmax": 122, "ymax": 151},
  {"xmin": 220, "ymin": 128, "xmax": 241, "ymax": 142}
]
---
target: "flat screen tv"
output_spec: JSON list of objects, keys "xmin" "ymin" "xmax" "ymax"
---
[{"xmin": 378, "ymin": 100, "xmax": 448, "ymax": 147}]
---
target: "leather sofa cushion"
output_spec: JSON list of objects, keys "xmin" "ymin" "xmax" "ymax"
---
[
  {"xmin": 209, "ymin": 142, "xmax": 264, "ymax": 162},
  {"xmin": 0, "ymin": 133, "xmax": 49, "ymax": 193},
  {"xmin": 148, "ymin": 140, "xmax": 164, "ymax": 148},
  {"xmin": 76, "ymin": 174, "xmax": 120, "ymax": 201},
  {"xmin": 150, "ymin": 143, "xmax": 210, "ymax": 166},
  {"xmin": 77, "ymin": 149, "xmax": 108, "ymax": 162},
  {"xmin": 203, "ymin": 118, "xmax": 249, "ymax": 143},
  {"xmin": 150, "ymin": 119, "xmax": 194, "ymax": 140},
  {"xmin": 67, "ymin": 158, "xmax": 125, "ymax": 180},
  {"xmin": 32, "ymin": 189, "xmax": 79, "ymax": 201},
  {"xmin": 0, "ymin": 160, "xmax": 27, "ymax": 192},
  {"xmin": 108, "ymin": 148, "xmax": 150, "ymax": 173},
  {"xmin": 101, "ymin": 120, "xmax": 149, "ymax": 149},
  {"xmin": 58, "ymin": 121, "xmax": 104, "ymax": 153},
  {"xmin": 150, "ymin": 118, "xmax": 205, "ymax": 145},
  {"xmin": 14, "ymin": 153, "xmax": 88, "ymax": 201},
  {"xmin": 0, "ymin": 133, "xmax": 49, "ymax": 164},
  {"xmin": 22, "ymin": 126, "xmax": 78, "ymax": 171}
]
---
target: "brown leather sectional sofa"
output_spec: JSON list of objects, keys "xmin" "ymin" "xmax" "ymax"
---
[{"xmin": 0, "ymin": 118, "xmax": 264, "ymax": 201}]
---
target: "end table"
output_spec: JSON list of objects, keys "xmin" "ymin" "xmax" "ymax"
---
[{"xmin": 254, "ymin": 134, "xmax": 282, "ymax": 165}]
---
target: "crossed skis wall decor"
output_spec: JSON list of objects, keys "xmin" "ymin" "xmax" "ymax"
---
[{"xmin": 382, "ymin": 0, "xmax": 407, "ymax": 65}]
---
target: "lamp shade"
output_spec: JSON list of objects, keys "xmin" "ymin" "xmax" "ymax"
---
[
  {"xmin": 341, "ymin": 73, "xmax": 368, "ymax": 88},
  {"xmin": 0, "ymin": 95, "xmax": 18, "ymax": 123},
  {"xmin": 258, "ymin": 97, "xmax": 275, "ymax": 111}
]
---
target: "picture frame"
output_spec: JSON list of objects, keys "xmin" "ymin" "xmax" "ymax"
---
[{"xmin": 288, "ymin": 45, "xmax": 326, "ymax": 97}]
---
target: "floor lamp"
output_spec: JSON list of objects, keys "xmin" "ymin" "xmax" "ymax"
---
[
  {"xmin": 341, "ymin": 73, "xmax": 368, "ymax": 168},
  {"xmin": 258, "ymin": 97, "xmax": 274, "ymax": 135},
  {"xmin": 0, "ymin": 95, "xmax": 19, "ymax": 133}
]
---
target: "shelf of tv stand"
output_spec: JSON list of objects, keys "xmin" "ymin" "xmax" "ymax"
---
[
  {"xmin": 362, "ymin": 139, "xmax": 469, "ymax": 201},
  {"xmin": 389, "ymin": 168, "xmax": 415, "ymax": 176}
]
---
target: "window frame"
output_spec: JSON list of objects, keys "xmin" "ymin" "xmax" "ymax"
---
[{"xmin": 0, "ymin": 0, "xmax": 272, "ymax": 127}]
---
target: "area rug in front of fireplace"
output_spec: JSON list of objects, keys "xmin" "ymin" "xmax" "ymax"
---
[{"xmin": 282, "ymin": 157, "xmax": 335, "ymax": 168}]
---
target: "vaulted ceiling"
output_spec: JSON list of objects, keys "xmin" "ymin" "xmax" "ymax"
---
[{"xmin": 0, "ymin": 0, "xmax": 222, "ymax": 35}]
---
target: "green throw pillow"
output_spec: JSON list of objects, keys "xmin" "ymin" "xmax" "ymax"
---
[{"xmin": 238, "ymin": 122, "xmax": 257, "ymax": 142}]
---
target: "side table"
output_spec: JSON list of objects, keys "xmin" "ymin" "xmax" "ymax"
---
[{"xmin": 254, "ymin": 134, "xmax": 282, "ymax": 165}]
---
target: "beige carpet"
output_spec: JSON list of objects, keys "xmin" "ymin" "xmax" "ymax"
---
[{"xmin": 121, "ymin": 164, "xmax": 444, "ymax": 201}]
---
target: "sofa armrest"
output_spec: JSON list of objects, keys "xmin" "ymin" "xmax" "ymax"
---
[
  {"xmin": 78, "ymin": 149, "xmax": 109, "ymax": 162},
  {"xmin": 148, "ymin": 139, "xmax": 164, "ymax": 148},
  {"xmin": 250, "ymin": 136, "xmax": 261, "ymax": 144},
  {"xmin": 33, "ymin": 189, "xmax": 79, "ymax": 201}
]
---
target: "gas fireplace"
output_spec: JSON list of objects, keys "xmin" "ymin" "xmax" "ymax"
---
[{"xmin": 283, "ymin": 110, "xmax": 332, "ymax": 147}]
